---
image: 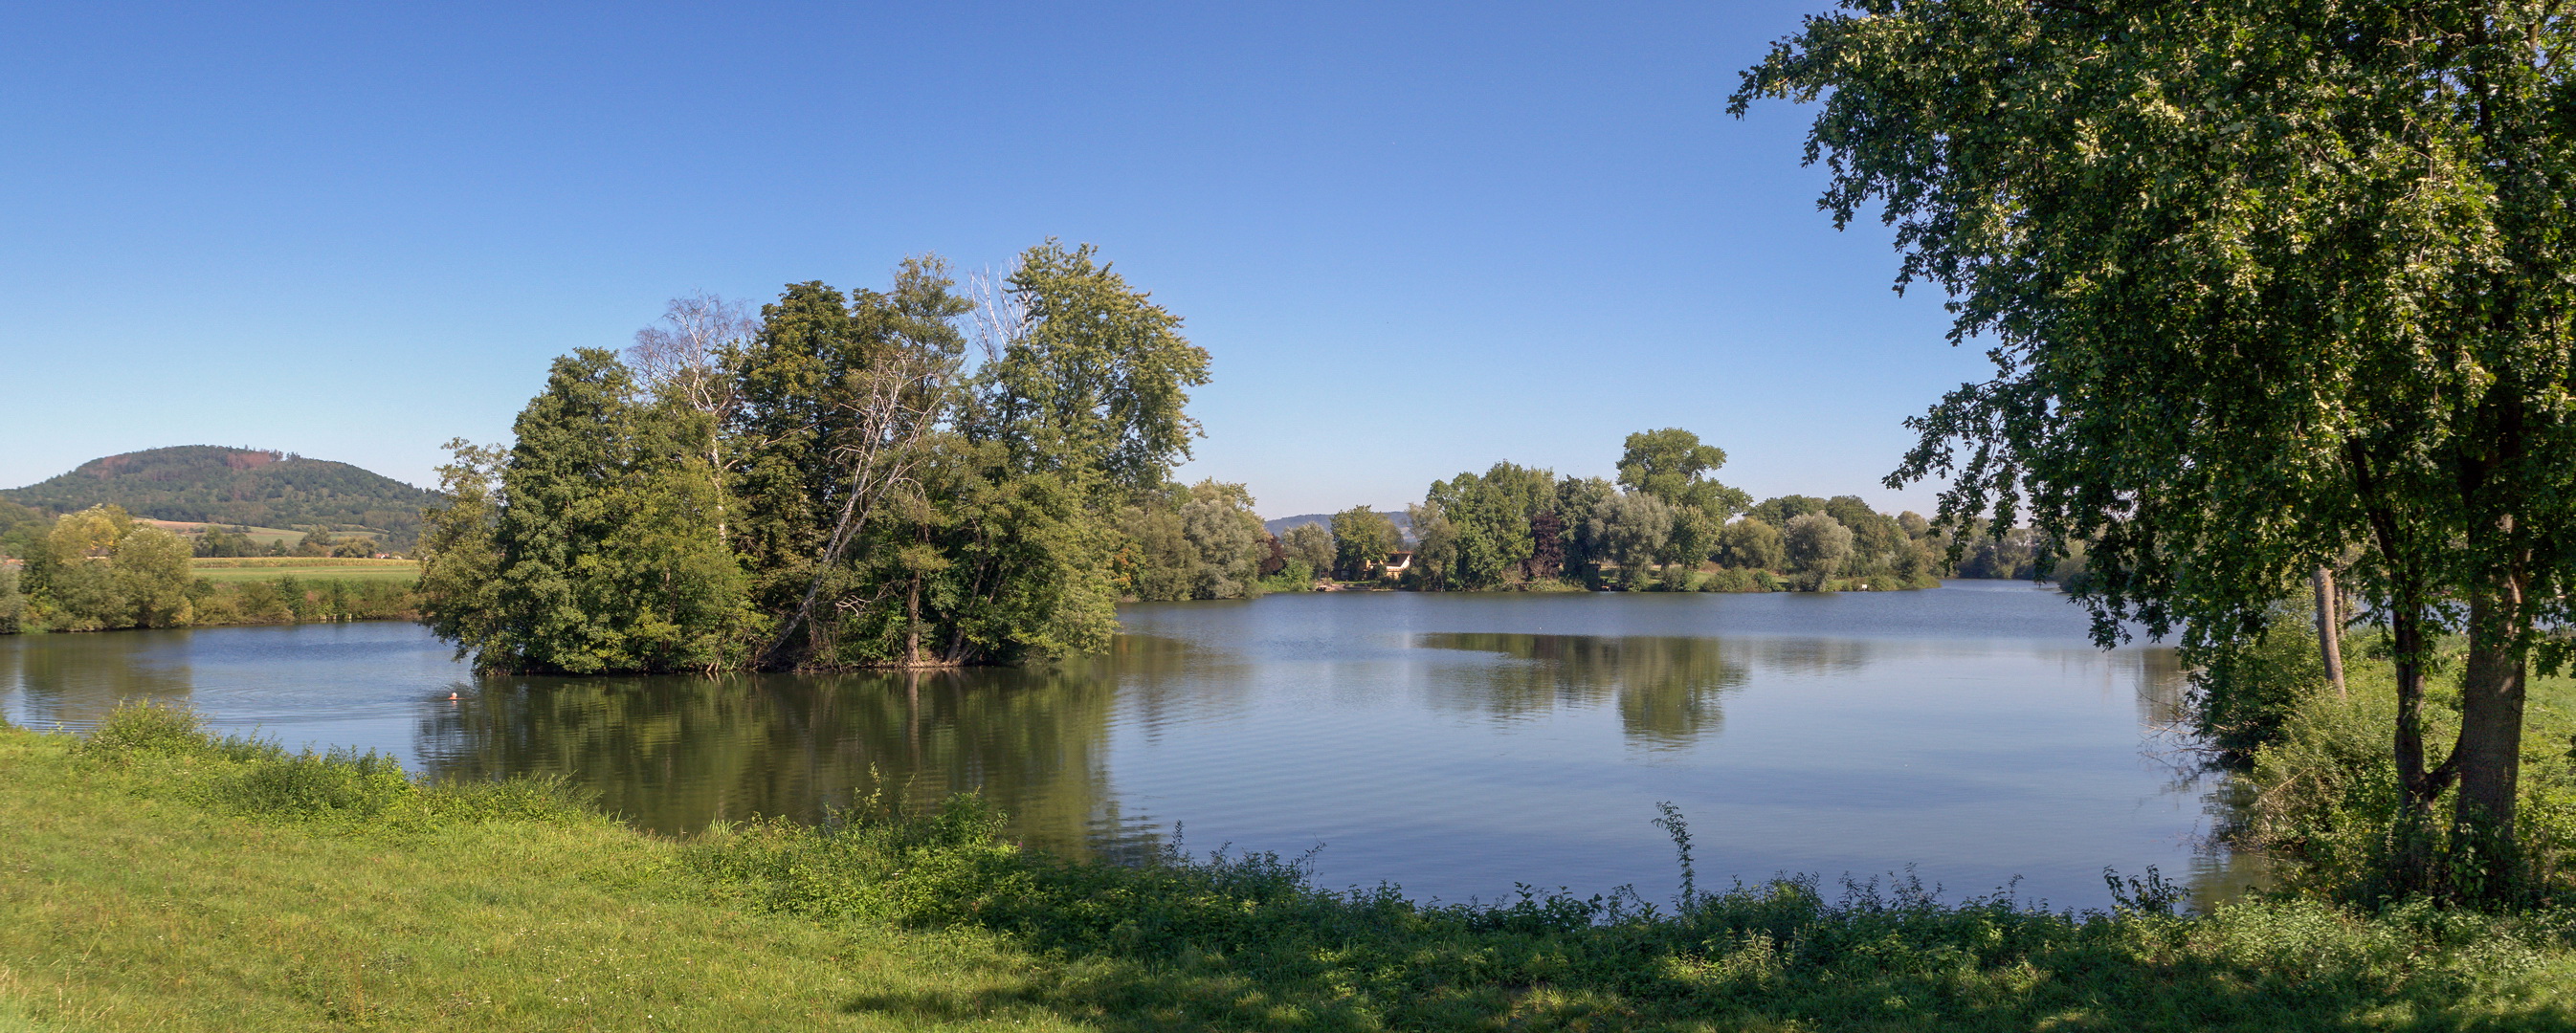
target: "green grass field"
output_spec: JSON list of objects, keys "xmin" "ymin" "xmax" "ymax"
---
[
  {"xmin": 141, "ymin": 521, "xmax": 330, "ymax": 550},
  {"xmin": 190, "ymin": 559, "xmax": 420, "ymax": 583},
  {"xmin": 0, "ymin": 721, "xmax": 1077, "ymax": 1032}
]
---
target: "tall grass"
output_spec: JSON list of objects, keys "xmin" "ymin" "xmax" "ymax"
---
[{"xmin": 684, "ymin": 786, "xmax": 2576, "ymax": 1029}]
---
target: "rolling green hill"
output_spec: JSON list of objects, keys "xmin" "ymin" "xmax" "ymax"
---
[{"xmin": 1, "ymin": 446, "xmax": 434, "ymax": 548}]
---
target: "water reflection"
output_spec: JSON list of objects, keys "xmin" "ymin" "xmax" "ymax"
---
[
  {"xmin": 0, "ymin": 629, "xmax": 195, "ymax": 727},
  {"xmin": 1414, "ymin": 633, "xmax": 1749, "ymax": 748},
  {"xmin": 0, "ymin": 586, "xmax": 2265, "ymax": 910},
  {"xmin": 418, "ymin": 662, "xmax": 1153, "ymax": 858}
]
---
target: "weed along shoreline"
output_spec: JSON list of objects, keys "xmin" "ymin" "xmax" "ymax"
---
[{"xmin": 2, "ymin": 704, "xmax": 2571, "ymax": 1031}]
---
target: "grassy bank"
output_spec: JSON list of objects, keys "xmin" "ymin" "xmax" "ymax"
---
[
  {"xmin": 0, "ymin": 712, "xmax": 1071, "ymax": 1032},
  {"xmin": 9, "ymin": 708, "xmax": 2576, "ymax": 1030}
]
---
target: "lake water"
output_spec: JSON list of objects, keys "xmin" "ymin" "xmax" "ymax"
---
[{"xmin": 0, "ymin": 582, "xmax": 2254, "ymax": 912}]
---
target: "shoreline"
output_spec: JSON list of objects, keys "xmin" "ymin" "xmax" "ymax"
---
[{"xmin": 5, "ymin": 708, "xmax": 2572, "ymax": 1030}]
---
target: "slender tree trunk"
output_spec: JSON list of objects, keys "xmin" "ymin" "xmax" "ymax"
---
[
  {"xmin": 905, "ymin": 571, "xmax": 922, "ymax": 667},
  {"xmin": 710, "ymin": 436, "xmax": 726, "ymax": 544},
  {"xmin": 2314, "ymin": 566, "xmax": 2346, "ymax": 698},
  {"xmin": 2454, "ymin": 566, "xmax": 2529, "ymax": 899}
]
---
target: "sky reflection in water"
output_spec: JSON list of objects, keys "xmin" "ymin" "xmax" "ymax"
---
[{"xmin": 0, "ymin": 582, "xmax": 2247, "ymax": 911}]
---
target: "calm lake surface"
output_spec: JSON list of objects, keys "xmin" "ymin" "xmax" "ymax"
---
[{"xmin": 0, "ymin": 582, "xmax": 2253, "ymax": 911}]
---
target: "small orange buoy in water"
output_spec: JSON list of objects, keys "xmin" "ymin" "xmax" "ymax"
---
[{"xmin": 448, "ymin": 692, "xmax": 459, "ymax": 701}]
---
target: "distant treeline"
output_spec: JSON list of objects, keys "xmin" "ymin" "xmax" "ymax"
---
[
  {"xmin": 0, "ymin": 503, "xmax": 411, "ymax": 634},
  {"xmin": 1254, "ymin": 428, "xmax": 2080, "ymax": 592},
  {"xmin": 190, "ymin": 524, "xmax": 382, "ymax": 559}
]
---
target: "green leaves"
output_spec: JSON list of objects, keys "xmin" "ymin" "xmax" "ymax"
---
[
  {"xmin": 1743, "ymin": 0, "xmax": 2576, "ymax": 892},
  {"xmin": 425, "ymin": 244, "xmax": 1209, "ymax": 672}
]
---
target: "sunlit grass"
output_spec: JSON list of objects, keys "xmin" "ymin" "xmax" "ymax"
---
[
  {"xmin": 0, "ymin": 718, "xmax": 1078, "ymax": 1031},
  {"xmin": 191, "ymin": 559, "xmax": 419, "ymax": 583}
]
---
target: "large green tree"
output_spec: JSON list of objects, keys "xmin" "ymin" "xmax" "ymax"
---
[
  {"xmin": 1280, "ymin": 522, "xmax": 1336, "ymax": 580},
  {"xmin": 1117, "ymin": 480, "xmax": 1268, "ymax": 602},
  {"xmin": 1422, "ymin": 462, "xmax": 1559, "ymax": 589},
  {"xmin": 1330, "ymin": 507, "xmax": 1400, "ymax": 580},
  {"xmin": 729, "ymin": 259, "xmax": 975, "ymax": 665},
  {"xmin": 1783, "ymin": 513, "xmax": 1854, "ymax": 590},
  {"xmin": 1617, "ymin": 429, "xmax": 1751, "ymax": 518},
  {"xmin": 972, "ymin": 241, "xmax": 1210, "ymax": 506},
  {"xmin": 1740, "ymin": 0, "xmax": 2576, "ymax": 897},
  {"xmin": 424, "ymin": 351, "xmax": 753, "ymax": 673}
]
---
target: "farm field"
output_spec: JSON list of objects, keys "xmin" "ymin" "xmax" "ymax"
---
[
  {"xmin": 189, "ymin": 558, "xmax": 420, "ymax": 583},
  {"xmin": 139, "ymin": 519, "xmax": 316, "ymax": 550}
]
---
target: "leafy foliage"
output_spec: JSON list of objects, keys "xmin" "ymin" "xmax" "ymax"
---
[
  {"xmin": 10, "ymin": 505, "xmax": 195, "ymax": 631},
  {"xmin": 1784, "ymin": 512, "xmax": 1855, "ymax": 590},
  {"xmin": 1736, "ymin": 0, "xmax": 2576, "ymax": 894},
  {"xmin": 1328, "ymin": 507, "xmax": 1399, "ymax": 580},
  {"xmin": 1117, "ymin": 480, "xmax": 1268, "ymax": 602},
  {"xmin": 419, "ymin": 243, "xmax": 1210, "ymax": 672}
]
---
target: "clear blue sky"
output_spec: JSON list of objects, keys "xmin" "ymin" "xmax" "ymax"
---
[{"xmin": 1, "ymin": 1, "xmax": 1985, "ymax": 518}]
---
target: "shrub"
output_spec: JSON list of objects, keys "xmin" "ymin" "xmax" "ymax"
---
[
  {"xmin": 77, "ymin": 701, "xmax": 216, "ymax": 759},
  {"xmin": 221, "ymin": 746, "xmax": 414, "ymax": 820},
  {"xmin": 2189, "ymin": 598, "xmax": 2336, "ymax": 759},
  {"xmin": 77, "ymin": 702, "xmax": 588, "ymax": 828},
  {"xmin": 1699, "ymin": 568, "xmax": 1762, "ymax": 593},
  {"xmin": 2239, "ymin": 670, "xmax": 2576, "ymax": 908}
]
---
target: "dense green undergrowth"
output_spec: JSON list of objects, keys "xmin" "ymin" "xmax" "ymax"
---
[
  {"xmin": 2233, "ymin": 662, "xmax": 2576, "ymax": 909},
  {"xmin": 10, "ymin": 703, "xmax": 2576, "ymax": 1030}
]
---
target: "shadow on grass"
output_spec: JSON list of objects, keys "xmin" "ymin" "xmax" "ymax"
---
[{"xmin": 706, "ymin": 798, "xmax": 2576, "ymax": 1033}]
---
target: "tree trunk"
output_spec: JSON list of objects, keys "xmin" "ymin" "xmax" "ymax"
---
[
  {"xmin": 2313, "ymin": 566, "xmax": 2345, "ymax": 698},
  {"xmin": 2383, "ymin": 585, "xmax": 2456, "ymax": 896},
  {"xmin": 2453, "ymin": 570, "xmax": 2529, "ymax": 900},
  {"xmin": 905, "ymin": 571, "xmax": 922, "ymax": 667}
]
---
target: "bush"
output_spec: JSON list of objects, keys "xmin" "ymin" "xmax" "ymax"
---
[
  {"xmin": 2189, "ymin": 598, "xmax": 2336, "ymax": 759},
  {"xmin": 78, "ymin": 702, "xmax": 587, "ymax": 827},
  {"xmin": 2239, "ymin": 669, "xmax": 2576, "ymax": 908},
  {"xmin": 1698, "ymin": 567, "xmax": 1762, "ymax": 593},
  {"xmin": 76, "ymin": 702, "xmax": 214, "ymax": 759}
]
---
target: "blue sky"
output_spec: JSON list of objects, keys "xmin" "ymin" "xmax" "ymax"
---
[{"xmin": 0, "ymin": 1, "xmax": 1984, "ymax": 518}]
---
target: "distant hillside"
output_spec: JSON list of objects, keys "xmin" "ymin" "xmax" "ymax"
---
[
  {"xmin": 1, "ymin": 446, "xmax": 434, "ymax": 547},
  {"xmin": 1265, "ymin": 511, "xmax": 1415, "ymax": 539}
]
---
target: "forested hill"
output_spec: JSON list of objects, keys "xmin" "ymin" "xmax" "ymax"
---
[
  {"xmin": 1264, "ymin": 512, "xmax": 1413, "ymax": 537},
  {"xmin": 0, "ymin": 446, "xmax": 433, "ymax": 542}
]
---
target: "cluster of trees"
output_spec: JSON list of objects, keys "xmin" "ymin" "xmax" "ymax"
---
[
  {"xmin": 0, "ymin": 501, "xmax": 416, "ymax": 634},
  {"xmin": 417, "ymin": 242, "xmax": 1213, "ymax": 674},
  {"xmin": 1114, "ymin": 480, "xmax": 1274, "ymax": 602},
  {"xmin": 0, "ymin": 504, "xmax": 195, "ymax": 633},
  {"xmin": 1285, "ymin": 429, "xmax": 1957, "ymax": 592}
]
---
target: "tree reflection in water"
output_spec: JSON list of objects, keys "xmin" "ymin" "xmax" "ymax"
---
[
  {"xmin": 415, "ymin": 657, "xmax": 1158, "ymax": 860},
  {"xmin": 1412, "ymin": 633, "xmax": 1755, "ymax": 749},
  {"xmin": 0, "ymin": 628, "xmax": 195, "ymax": 728}
]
